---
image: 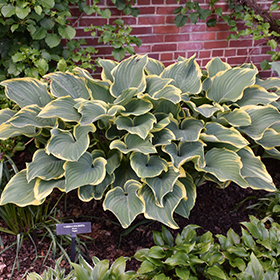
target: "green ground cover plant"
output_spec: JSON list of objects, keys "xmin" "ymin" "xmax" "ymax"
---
[{"xmin": 0, "ymin": 55, "xmax": 279, "ymax": 230}]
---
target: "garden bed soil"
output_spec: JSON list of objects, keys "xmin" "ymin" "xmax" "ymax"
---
[{"xmin": 0, "ymin": 152, "xmax": 279, "ymax": 279}]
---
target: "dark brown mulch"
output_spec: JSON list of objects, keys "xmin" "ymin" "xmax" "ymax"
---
[{"xmin": 0, "ymin": 154, "xmax": 279, "ymax": 279}]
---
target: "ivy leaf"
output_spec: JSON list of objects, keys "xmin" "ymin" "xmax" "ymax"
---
[
  {"xmin": 207, "ymin": 18, "xmax": 216, "ymax": 27},
  {"xmin": 58, "ymin": 26, "xmax": 76, "ymax": 40},
  {"xmin": 112, "ymin": 47, "xmax": 126, "ymax": 61},
  {"xmin": 188, "ymin": 13, "xmax": 198, "ymax": 24},
  {"xmin": 45, "ymin": 33, "xmax": 61, "ymax": 48},
  {"xmin": 174, "ymin": 14, "xmax": 187, "ymax": 28}
]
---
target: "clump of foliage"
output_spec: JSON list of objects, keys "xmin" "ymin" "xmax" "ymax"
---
[
  {"xmin": 29, "ymin": 216, "xmax": 280, "ymax": 279},
  {"xmin": 0, "ymin": 55, "xmax": 279, "ymax": 229}
]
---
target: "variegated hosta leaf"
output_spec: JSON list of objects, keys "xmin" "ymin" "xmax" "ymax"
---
[
  {"xmin": 256, "ymin": 128, "xmax": 280, "ymax": 149},
  {"xmin": 154, "ymin": 100, "xmax": 182, "ymax": 119},
  {"xmin": 110, "ymin": 55, "xmax": 148, "ymax": 97},
  {"xmin": 145, "ymin": 75, "xmax": 173, "ymax": 96},
  {"xmin": 162, "ymin": 141, "xmax": 206, "ymax": 170},
  {"xmin": 8, "ymin": 105, "xmax": 57, "ymax": 128},
  {"xmin": 113, "ymin": 88, "xmax": 138, "ymax": 106},
  {"xmin": 0, "ymin": 122, "xmax": 38, "ymax": 140},
  {"xmin": 205, "ymin": 57, "xmax": 231, "ymax": 77},
  {"xmin": 238, "ymin": 105, "xmax": 280, "ymax": 140},
  {"xmin": 152, "ymin": 128, "xmax": 175, "ymax": 146},
  {"xmin": 34, "ymin": 178, "xmax": 66, "ymax": 201},
  {"xmin": 27, "ymin": 149, "xmax": 65, "ymax": 182},
  {"xmin": 237, "ymin": 147, "xmax": 276, "ymax": 191},
  {"xmin": 152, "ymin": 85, "xmax": 182, "ymax": 104},
  {"xmin": 110, "ymin": 134, "xmax": 157, "ymax": 155},
  {"xmin": 138, "ymin": 182, "xmax": 186, "ymax": 229},
  {"xmin": 186, "ymin": 101, "xmax": 223, "ymax": 118},
  {"xmin": 215, "ymin": 108, "xmax": 251, "ymax": 127},
  {"xmin": 145, "ymin": 57, "xmax": 165, "ymax": 76},
  {"xmin": 144, "ymin": 164, "xmax": 181, "ymax": 207},
  {"xmin": 121, "ymin": 98, "xmax": 153, "ymax": 116},
  {"xmin": 45, "ymin": 72, "xmax": 91, "ymax": 99},
  {"xmin": 75, "ymin": 100, "xmax": 109, "ymax": 125},
  {"xmin": 206, "ymin": 67, "xmax": 257, "ymax": 103},
  {"xmin": 115, "ymin": 113, "xmax": 156, "ymax": 139},
  {"xmin": 151, "ymin": 113, "xmax": 171, "ymax": 133},
  {"xmin": 255, "ymin": 77, "xmax": 280, "ymax": 90},
  {"xmin": 262, "ymin": 147, "xmax": 280, "ymax": 160},
  {"xmin": 64, "ymin": 152, "xmax": 107, "ymax": 192},
  {"xmin": 113, "ymin": 159, "xmax": 140, "ymax": 188},
  {"xmin": 103, "ymin": 180, "xmax": 144, "ymax": 228},
  {"xmin": 175, "ymin": 175, "xmax": 197, "ymax": 218},
  {"xmin": 0, "ymin": 170, "xmax": 42, "ymax": 206},
  {"xmin": 0, "ymin": 78, "xmax": 52, "ymax": 108},
  {"xmin": 99, "ymin": 59, "xmax": 119, "ymax": 83},
  {"xmin": 200, "ymin": 122, "xmax": 249, "ymax": 149},
  {"xmin": 38, "ymin": 96, "xmax": 81, "ymax": 122},
  {"xmin": 166, "ymin": 118, "xmax": 204, "ymax": 142},
  {"xmin": 106, "ymin": 149, "xmax": 123, "ymax": 175},
  {"xmin": 87, "ymin": 79, "xmax": 115, "ymax": 103},
  {"xmin": 0, "ymin": 108, "xmax": 16, "ymax": 124},
  {"xmin": 130, "ymin": 152, "xmax": 168, "ymax": 178},
  {"xmin": 46, "ymin": 124, "xmax": 96, "ymax": 161},
  {"xmin": 195, "ymin": 148, "xmax": 248, "ymax": 188},
  {"xmin": 236, "ymin": 85, "xmax": 279, "ymax": 107},
  {"xmin": 160, "ymin": 54, "xmax": 202, "ymax": 95},
  {"xmin": 78, "ymin": 173, "xmax": 115, "ymax": 201}
]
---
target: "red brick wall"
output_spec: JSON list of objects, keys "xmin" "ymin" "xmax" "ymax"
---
[{"xmin": 70, "ymin": 0, "xmax": 280, "ymax": 78}]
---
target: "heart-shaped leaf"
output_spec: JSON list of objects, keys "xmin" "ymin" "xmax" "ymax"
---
[
  {"xmin": 145, "ymin": 57, "xmax": 165, "ymax": 76},
  {"xmin": 99, "ymin": 59, "xmax": 119, "ymax": 83},
  {"xmin": 256, "ymin": 128, "xmax": 280, "ymax": 149},
  {"xmin": 34, "ymin": 178, "xmax": 66, "ymax": 200},
  {"xmin": 121, "ymin": 98, "xmax": 153, "ymax": 116},
  {"xmin": 0, "ymin": 122, "xmax": 38, "ymax": 140},
  {"xmin": 64, "ymin": 152, "xmax": 107, "ymax": 192},
  {"xmin": 215, "ymin": 108, "xmax": 251, "ymax": 127},
  {"xmin": 103, "ymin": 180, "xmax": 144, "ymax": 228},
  {"xmin": 152, "ymin": 128, "xmax": 175, "ymax": 146},
  {"xmin": 205, "ymin": 57, "xmax": 231, "ymax": 77},
  {"xmin": 186, "ymin": 101, "xmax": 223, "ymax": 118}
]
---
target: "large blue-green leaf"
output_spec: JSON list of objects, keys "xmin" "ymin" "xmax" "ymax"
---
[
  {"xmin": 145, "ymin": 57, "xmax": 165, "ymax": 76},
  {"xmin": 255, "ymin": 77, "xmax": 280, "ymax": 90},
  {"xmin": 0, "ymin": 78, "xmax": 52, "ymax": 108},
  {"xmin": 200, "ymin": 122, "xmax": 249, "ymax": 148},
  {"xmin": 256, "ymin": 128, "xmax": 280, "ymax": 149},
  {"xmin": 46, "ymin": 124, "xmax": 96, "ymax": 161},
  {"xmin": 162, "ymin": 141, "xmax": 205, "ymax": 169},
  {"xmin": 110, "ymin": 55, "xmax": 148, "ymax": 97},
  {"xmin": 103, "ymin": 180, "xmax": 144, "ymax": 228},
  {"xmin": 130, "ymin": 152, "xmax": 168, "ymax": 178},
  {"xmin": 27, "ymin": 149, "xmax": 65, "ymax": 182},
  {"xmin": 205, "ymin": 57, "xmax": 231, "ymax": 77},
  {"xmin": 151, "ymin": 113, "xmax": 171, "ymax": 133},
  {"xmin": 236, "ymin": 85, "xmax": 278, "ymax": 107},
  {"xmin": 78, "ymin": 173, "xmax": 115, "ymax": 201},
  {"xmin": 237, "ymin": 147, "xmax": 276, "ymax": 191},
  {"xmin": 64, "ymin": 152, "xmax": 107, "ymax": 192},
  {"xmin": 38, "ymin": 96, "xmax": 81, "ymax": 122},
  {"xmin": 110, "ymin": 134, "xmax": 157, "ymax": 155},
  {"xmin": 45, "ymin": 72, "xmax": 91, "ymax": 99},
  {"xmin": 113, "ymin": 88, "xmax": 138, "ymax": 106},
  {"xmin": 99, "ymin": 59, "xmax": 119, "ymax": 83},
  {"xmin": 215, "ymin": 108, "xmax": 251, "ymax": 127},
  {"xmin": 166, "ymin": 118, "xmax": 204, "ymax": 142},
  {"xmin": 206, "ymin": 67, "xmax": 257, "ymax": 103},
  {"xmin": 186, "ymin": 101, "xmax": 223, "ymax": 118},
  {"xmin": 0, "ymin": 108, "xmax": 15, "ymax": 124},
  {"xmin": 195, "ymin": 148, "xmax": 248, "ymax": 188},
  {"xmin": 115, "ymin": 113, "xmax": 156, "ymax": 139},
  {"xmin": 0, "ymin": 170, "xmax": 42, "ymax": 206},
  {"xmin": 152, "ymin": 128, "xmax": 175, "ymax": 146},
  {"xmin": 0, "ymin": 122, "xmax": 38, "ymax": 139},
  {"xmin": 139, "ymin": 182, "xmax": 186, "ymax": 229},
  {"xmin": 145, "ymin": 165, "xmax": 181, "ymax": 207},
  {"xmin": 145, "ymin": 75, "xmax": 172, "ymax": 96},
  {"xmin": 121, "ymin": 98, "xmax": 153, "ymax": 116},
  {"xmin": 34, "ymin": 178, "xmax": 66, "ymax": 200},
  {"xmin": 175, "ymin": 175, "xmax": 197, "ymax": 218},
  {"xmin": 238, "ymin": 105, "xmax": 280, "ymax": 140},
  {"xmin": 75, "ymin": 99, "xmax": 109, "ymax": 125},
  {"xmin": 154, "ymin": 100, "xmax": 182, "ymax": 119},
  {"xmin": 87, "ymin": 79, "xmax": 115, "ymax": 103},
  {"xmin": 106, "ymin": 149, "xmax": 122, "ymax": 175},
  {"xmin": 8, "ymin": 104, "xmax": 57, "ymax": 128},
  {"xmin": 160, "ymin": 55, "xmax": 202, "ymax": 95}
]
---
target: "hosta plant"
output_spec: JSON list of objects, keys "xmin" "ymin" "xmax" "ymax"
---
[{"xmin": 0, "ymin": 55, "xmax": 279, "ymax": 229}]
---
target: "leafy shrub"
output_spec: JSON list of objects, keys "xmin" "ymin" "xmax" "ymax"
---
[{"xmin": 0, "ymin": 55, "xmax": 279, "ymax": 229}]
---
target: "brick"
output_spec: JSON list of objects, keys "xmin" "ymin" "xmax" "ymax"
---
[
  {"xmin": 152, "ymin": 43, "xmax": 177, "ymax": 52},
  {"xmin": 152, "ymin": 0, "xmax": 164, "ymax": 3},
  {"xmin": 199, "ymin": 50, "xmax": 211, "ymax": 58},
  {"xmin": 216, "ymin": 31, "xmax": 232, "ymax": 40},
  {"xmin": 134, "ymin": 45, "xmax": 151, "ymax": 53},
  {"xmin": 157, "ymin": 6, "xmax": 178, "ymax": 14},
  {"xmin": 225, "ymin": 49, "xmax": 236, "ymax": 56},
  {"xmin": 148, "ymin": 53, "xmax": 160, "ymax": 60},
  {"xmin": 174, "ymin": 52, "xmax": 187, "ymax": 59},
  {"xmin": 237, "ymin": 49, "xmax": 248, "ymax": 56},
  {"xmin": 138, "ymin": 16, "xmax": 165, "ymax": 25},
  {"xmin": 139, "ymin": 35, "xmax": 164, "ymax": 44},
  {"xmin": 154, "ymin": 25, "xmax": 179, "ymax": 34},
  {"xmin": 201, "ymin": 59, "xmax": 211, "ymax": 67},
  {"xmin": 229, "ymin": 39, "xmax": 253, "ymax": 48},
  {"xmin": 131, "ymin": 26, "xmax": 153, "ymax": 35},
  {"xmin": 138, "ymin": 7, "xmax": 155, "ymax": 14},
  {"xmin": 212, "ymin": 49, "xmax": 224, "ymax": 57},
  {"xmin": 109, "ymin": 17, "xmax": 137, "ymax": 25},
  {"xmin": 79, "ymin": 18, "xmax": 107, "ymax": 27},
  {"xmin": 164, "ymin": 34, "xmax": 190, "ymax": 42},
  {"xmin": 204, "ymin": 41, "xmax": 229, "ymax": 49},
  {"xmin": 166, "ymin": 15, "xmax": 176, "ymax": 24},
  {"xmin": 137, "ymin": 0, "xmax": 151, "ymax": 5},
  {"xmin": 206, "ymin": 23, "xmax": 230, "ymax": 31},
  {"xmin": 178, "ymin": 42, "xmax": 204, "ymax": 50},
  {"xmin": 191, "ymin": 32, "xmax": 216, "ymax": 41},
  {"xmin": 251, "ymin": 55, "xmax": 271, "ymax": 63},
  {"xmin": 160, "ymin": 53, "xmax": 173, "ymax": 61},
  {"xmin": 227, "ymin": 56, "xmax": 249, "ymax": 65},
  {"xmin": 187, "ymin": 51, "xmax": 199, "ymax": 58},
  {"xmin": 96, "ymin": 46, "xmax": 113, "ymax": 55},
  {"xmin": 180, "ymin": 24, "xmax": 206, "ymax": 33}
]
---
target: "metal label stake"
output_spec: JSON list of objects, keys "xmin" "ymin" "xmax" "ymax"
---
[{"xmin": 56, "ymin": 222, "xmax": 91, "ymax": 262}]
